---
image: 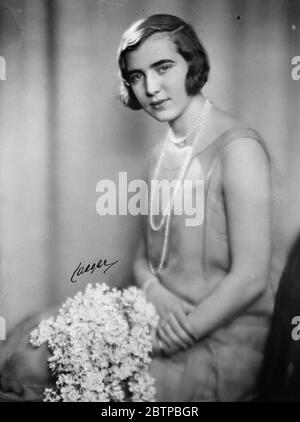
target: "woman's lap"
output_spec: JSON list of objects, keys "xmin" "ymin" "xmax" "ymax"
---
[
  {"xmin": 0, "ymin": 311, "xmax": 263, "ymax": 402},
  {"xmin": 149, "ymin": 342, "xmax": 218, "ymax": 402}
]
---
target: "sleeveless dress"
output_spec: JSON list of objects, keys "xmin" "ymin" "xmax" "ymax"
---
[
  {"xmin": 0, "ymin": 127, "xmax": 273, "ymax": 402},
  {"xmin": 147, "ymin": 127, "xmax": 274, "ymax": 402}
]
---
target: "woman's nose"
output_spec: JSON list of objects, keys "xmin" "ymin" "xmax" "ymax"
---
[{"xmin": 145, "ymin": 73, "xmax": 160, "ymax": 96}]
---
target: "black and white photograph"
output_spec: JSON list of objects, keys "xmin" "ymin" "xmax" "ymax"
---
[{"xmin": 0, "ymin": 0, "xmax": 299, "ymax": 403}]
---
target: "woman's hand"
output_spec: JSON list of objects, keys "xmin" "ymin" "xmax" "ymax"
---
[
  {"xmin": 146, "ymin": 279, "xmax": 194, "ymax": 318},
  {"xmin": 151, "ymin": 321, "xmax": 193, "ymax": 357},
  {"xmin": 134, "ymin": 241, "xmax": 196, "ymax": 352},
  {"xmin": 156, "ymin": 311, "xmax": 197, "ymax": 355},
  {"xmin": 146, "ymin": 282, "xmax": 197, "ymax": 354}
]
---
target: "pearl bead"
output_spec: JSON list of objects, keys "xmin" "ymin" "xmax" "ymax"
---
[{"xmin": 148, "ymin": 99, "xmax": 212, "ymax": 274}]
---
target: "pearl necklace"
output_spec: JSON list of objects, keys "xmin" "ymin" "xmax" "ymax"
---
[
  {"xmin": 169, "ymin": 111, "xmax": 210, "ymax": 147},
  {"xmin": 149, "ymin": 99, "xmax": 212, "ymax": 274}
]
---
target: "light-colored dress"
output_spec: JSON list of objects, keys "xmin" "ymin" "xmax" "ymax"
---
[
  {"xmin": 147, "ymin": 127, "xmax": 273, "ymax": 402},
  {"xmin": 0, "ymin": 127, "xmax": 273, "ymax": 402}
]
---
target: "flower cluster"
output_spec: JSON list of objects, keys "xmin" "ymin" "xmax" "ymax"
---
[{"xmin": 30, "ymin": 283, "xmax": 158, "ymax": 402}]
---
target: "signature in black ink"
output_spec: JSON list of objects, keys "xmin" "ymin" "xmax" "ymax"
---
[{"xmin": 71, "ymin": 258, "xmax": 118, "ymax": 283}]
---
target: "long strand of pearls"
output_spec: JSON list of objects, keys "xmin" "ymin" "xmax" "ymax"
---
[
  {"xmin": 149, "ymin": 99, "xmax": 212, "ymax": 274},
  {"xmin": 149, "ymin": 99, "xmax": 211, "ymax": 232}
]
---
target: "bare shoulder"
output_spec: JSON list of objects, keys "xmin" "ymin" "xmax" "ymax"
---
[
  {"xmin": 223, "ymin": 136, "xmax": 268, "ymax": 161},
  {"xmin": 209, "ymin": 105, "xmax": 268, "ymax": 171},
  {"xmin": 221, "ymin": 139, "xmax": 270, "ymax": 201}
]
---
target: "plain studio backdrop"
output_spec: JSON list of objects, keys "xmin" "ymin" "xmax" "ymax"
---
[{"xmin": 0, "ymin": 0, "xmax": 299, "ymax": 331}]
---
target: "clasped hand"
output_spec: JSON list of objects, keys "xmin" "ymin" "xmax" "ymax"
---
[{"xmin": 147, "ymin": 282, "xmax": 197, "ymax": 356}]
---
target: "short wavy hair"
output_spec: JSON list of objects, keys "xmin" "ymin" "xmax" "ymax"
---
[{"xmin": 117, "ymin": 14, "xmax": 210, "ymax": 110}]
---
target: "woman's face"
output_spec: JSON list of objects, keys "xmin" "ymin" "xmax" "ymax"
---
[{"xmin": 125, "ymin": 33, "xmax": 191, "ymax": 123}]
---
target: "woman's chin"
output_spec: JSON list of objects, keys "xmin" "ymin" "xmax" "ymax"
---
[{"xmin": 146, "ymin": 109, "xmax": 177, "ymax": 123}]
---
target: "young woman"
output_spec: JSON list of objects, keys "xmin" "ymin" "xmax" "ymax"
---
[
  {"xmin": 118, "ymin": 14, "xmax": 273, "ymax": 401},
  {"xmin": 0, "ymin": 13, "xmax": 272, "ymax": 403}
]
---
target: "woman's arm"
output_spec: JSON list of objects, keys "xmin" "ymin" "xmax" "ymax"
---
[
  {"xmin": 133, "ymin": 236, "xmax": 196, "ymax": 351},
  {"xmin": 133, "ymin": 239, "xmax": 158, "ymax": 291},
  {"xmin": 184, "ymin": 138, "xmax": 271, "ymax": 340}
]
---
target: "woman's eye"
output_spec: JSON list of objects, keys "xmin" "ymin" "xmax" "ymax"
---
[
  {"xmin": 130, "ymin": 73, "xmax": 143, "ymax": 84},
  {"xmin": 158, "ymin": 65, "xmax": 172, "ymax": 74}
]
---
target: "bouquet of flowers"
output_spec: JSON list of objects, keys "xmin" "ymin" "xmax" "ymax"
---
[{"xmin": 30, "ymin": 283, "xmax": 158, "ymax": 402}]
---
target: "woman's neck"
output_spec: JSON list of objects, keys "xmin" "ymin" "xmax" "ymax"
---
[{"xmin": 168, "ymin": 94, "xmax": 207, "ymax": 141}]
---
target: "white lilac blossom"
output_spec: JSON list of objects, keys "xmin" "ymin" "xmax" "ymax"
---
[{"xmin": 30, "ymin": 283, "xmax": 158, "ymax": 402}]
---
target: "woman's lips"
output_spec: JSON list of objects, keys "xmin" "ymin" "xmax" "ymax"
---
[{"xmin": 150, "ymin": 99, "xmax": 169, "ymax": 110}]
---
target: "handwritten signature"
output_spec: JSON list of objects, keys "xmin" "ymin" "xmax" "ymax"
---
[{"xmin": 71, "ymin": 258, "xmax": 118, "ymax": 283}]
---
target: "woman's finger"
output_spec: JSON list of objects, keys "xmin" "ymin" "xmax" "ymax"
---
[
  {"xmin": 158, "ymin": 319, "xmax": 186, "ymax": 349},
  {"xmin": 173, "ymin": 308, "xmax": 198, "ymax": 342},
  {"xmin": 157, "ymin": 325, "xmax": 172, "ymax": 348},
  {"xmin": 166, "ymin": 313, "xmax": 195, "ymax": 346},
  {"xmin": 180, "ymin": 301, "xmax": 196, "ymax": 315},
  {"xmin": 159, "ymin": 338, "xmax": 180, "ymax": 356}
]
